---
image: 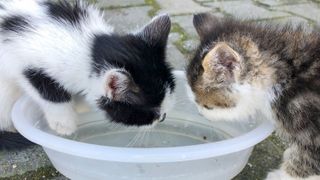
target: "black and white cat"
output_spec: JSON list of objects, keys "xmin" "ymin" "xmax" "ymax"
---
[{"xmin": 0, "ymin": 0, "xmax": 175, "ymax": 139}]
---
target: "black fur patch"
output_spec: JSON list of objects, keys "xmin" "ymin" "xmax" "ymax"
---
[
  {"xmin": 43, "ymin": 0, "xmax": 87, "ymax": 26},
  {"xmin": 98, "ymin": 97, "xmax": 160, "ymax": 126},
  {"xmin": 92, "ymin": 34, "xmax": 175, "ymax": 102},
  {"xmin": 0, "ymin": 131, "xmax": 34, "ymax": 151},
  {"xmin": 92, "ymin": 34, "xmax": 175, "ymax": 126},
  {"xmin": 1, "ymin": 15, "xmax": 29, "ymax": 33},
  {"xmin": 24, "ymin": 68, "xmax": 71, "ymax": 103}
]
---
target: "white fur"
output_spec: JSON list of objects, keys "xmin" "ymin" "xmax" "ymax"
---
[
  {"xmin": 0, "ymin": 0, "xmax": 113, "ymax": 134},
  {"xmin": 151, "ymin": 89, "xmax": 175, "ymax": 127},
  {"xmin": 266, "ymin": 145, "xmax": 320, "ymax": 180},
  {"xmin": 0, "ymin": 77, "xmax": 21, "ymax": 132},
  {"xmin": 266, "ymin": 169, "xmax": 320, "ymax": 180},
  {"xmin": 160, "ymin": 90, "xmax": 175, "ymax": 116},
  {"xmin": 41, "ymin": 101, "xmax": 78, "ymax": 135},
  {"xmin": 0, "ymin": 0, "xmax": 45, "ymax": 18},
  {"xmin": 188, "ymin": 82, "xmax": 279, "ymax": 123}
]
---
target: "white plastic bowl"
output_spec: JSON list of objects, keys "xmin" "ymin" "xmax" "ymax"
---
[{"xmin": 12, "ymin": 71, "xmax": 274, "ymax": 180}]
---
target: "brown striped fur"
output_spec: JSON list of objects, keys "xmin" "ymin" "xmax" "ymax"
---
[{"xmin": 188, "ymin": 13, "xmax": 320, "ymax": 179}]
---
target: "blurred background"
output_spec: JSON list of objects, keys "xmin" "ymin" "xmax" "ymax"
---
[{"xmin": 1, "ymin": 0, "xmax": 319, "ymax": 179}]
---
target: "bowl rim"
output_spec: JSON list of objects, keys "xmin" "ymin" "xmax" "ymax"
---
[{"xmin": 12, "ymin": 71, "xmax": 274, "ymax": 163}]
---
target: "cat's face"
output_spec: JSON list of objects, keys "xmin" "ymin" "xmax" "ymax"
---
[
  {"xmin": 95, "ymin": 15, "xmax": 175, "ymax": 126},
  {"xmin": 187, "ymin": 13, "xmax": 275, "ymax": 120},
  {"xmin": 187, "ymin": 41, "xmax": 241, "ymax": 118}
]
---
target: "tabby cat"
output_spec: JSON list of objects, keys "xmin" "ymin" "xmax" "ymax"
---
[{"xmin": 187, "ymin": 13, "xmax": 320, "ymax": 180}]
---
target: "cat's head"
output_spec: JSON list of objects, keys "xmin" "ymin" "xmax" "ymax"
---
[
  {"xmin": 187, "ymin": 13, "xmax": 276, "ymax": 120},
  {"xmin": 92, "ymin": 15, "xmax": 175, "ymax": 126}
]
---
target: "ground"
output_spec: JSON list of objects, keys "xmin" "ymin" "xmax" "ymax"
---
[{"xmin": 1, "ymin": 0, "xmax": 320, "ymax": 179}]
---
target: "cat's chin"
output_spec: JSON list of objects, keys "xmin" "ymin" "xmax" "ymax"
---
[
  {"xmin": 193, "ymin": 84, "xmax": 276, "ymax": 122},
  {"xmin": 197, "ymin": 104, "xmax": 258, "ymax": 121}
]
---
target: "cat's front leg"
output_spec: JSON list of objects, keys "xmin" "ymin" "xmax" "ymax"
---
[
  {"xmin": 41, "ymin": 101, "xmax": 77, "ymax": 135},
  {"xmin": 266, "ymin": 144, "xmax": 320, "ymax": 180},
  {"xmin": 267, "ymin": 94, "xmax": 320, "ymax": 180},
  {"xmin": 22, "ymin": 69, "xmax": 77, "ymax": 135},
  {"xmin": 266, "ymin": 169, "xmax": 297, "ymax": 180}
]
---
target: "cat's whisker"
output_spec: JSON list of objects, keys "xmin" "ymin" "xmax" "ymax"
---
[
  {"xmin": 106, "ymin": 121, "xmax": 120, "ymax": 130},
  {"xmin": 140, "ymin": 127, "xmax": 149, "ymax": 146},
  {"xmin": 145, "ymin": 127, "xmax": 153, "ymax": 146},
  {"xmin": 127, "ymin": 127, "xmax": 147, "ymax": 147},
  {"xmin": 126, "ymin": 129, "xmax": 141, "ymax": 147},
  {"xmin": 129, "ymin": 126, "xmax": 155, "ymax": 147},
  {"xmin": 136, "ymin": 127, "xmax": 148, "ymax": 147},
  {"xmin": 143, "ymin": 128, "xmax": 149, "ymax": 146}
]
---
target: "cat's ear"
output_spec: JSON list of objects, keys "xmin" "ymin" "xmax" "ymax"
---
[
  {"xmin": 137, "ymin": 14, "xmax": 171, "ymax": 46},
  {"xmin": 202, "ymin": 43, "xmax": 240, "ymax": 83},
  {"xmin": 105, "ymin": 70, "xmax": 139, "ymax": 101},
  {"xmin": 193, "ymin": 13, "xmax": 218, "ymax": 41}
]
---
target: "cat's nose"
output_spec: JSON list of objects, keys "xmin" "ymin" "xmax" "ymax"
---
[{"xmin": 159, "ymin": 113, "xmax": 166, "ymax": 122}]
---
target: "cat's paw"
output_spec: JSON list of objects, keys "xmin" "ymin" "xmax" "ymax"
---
[
  {"xmin": 265, "ymin": 169, "xmax": 318, "ymax": 180},
  {"xmin": 266, "ymin": 170, "xmax": 294, "ymax": 180},
  {"xmin": 266, "ymin": 170, "xmax": 283, "ymax": 180},
  {"xmin": 46, "ymin": 111, "xmax": 77, "ymax": 136}
]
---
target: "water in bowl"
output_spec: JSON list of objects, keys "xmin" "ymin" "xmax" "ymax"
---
[{"xmin": 71, "ymin": 111, "xmax": 232, "ymax": 148}]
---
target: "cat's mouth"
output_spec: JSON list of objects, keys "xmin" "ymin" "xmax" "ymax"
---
[{"xmin": 97, "ymin": 98, "xmax": 166, "ymax": 126}]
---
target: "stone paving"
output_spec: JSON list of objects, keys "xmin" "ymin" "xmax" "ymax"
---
[{"xmin": 1, "ymin": 0, "xmax": 320, "ymax": 179}]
